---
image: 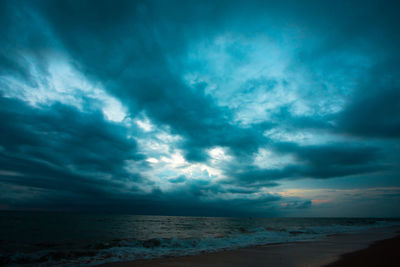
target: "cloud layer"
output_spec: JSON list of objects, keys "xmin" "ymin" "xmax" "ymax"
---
[{"xmin": 0, "ymin": 0, "xmax": 399, "ymax": 216}]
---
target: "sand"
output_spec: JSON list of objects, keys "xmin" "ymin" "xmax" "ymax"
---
[
  {"xmin": 325, "ymin": 234, "xmax": 400, "ymax": 267},
  {"xmin": 99, "ymin": 225, "xmax": 400, "ymax": 267}
]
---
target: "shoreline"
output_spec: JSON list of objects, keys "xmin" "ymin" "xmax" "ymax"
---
[
  {"xmin": 325, "ymin": 234, "xmax": 400, "ymax": 266},
  {"xmin": 98, "ymin": 225, "xmax": 400, "ymax": 267}
]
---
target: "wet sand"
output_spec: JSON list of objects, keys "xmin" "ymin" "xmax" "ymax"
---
[
  {"xmin": 325, "ymin": 234, "xmax": 400, "ymax": 267},
  {"xmin": 99, "ymin": 226, "xmax": 400, "ymax": 267}
]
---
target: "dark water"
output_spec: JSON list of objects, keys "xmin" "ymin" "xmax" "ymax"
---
[{"xmin": 0, "ymin": 211, "xmax": 399, "ymax": 266}]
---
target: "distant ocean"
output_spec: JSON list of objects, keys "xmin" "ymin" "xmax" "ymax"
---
[{"xmin": 1, "ymin": 212, "xmax": 399, "ymax": 266}]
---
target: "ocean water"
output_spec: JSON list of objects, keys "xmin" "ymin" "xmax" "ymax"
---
[{"xmin": 0, "ymin": 212, "xmax": 399, "ymax": 266}]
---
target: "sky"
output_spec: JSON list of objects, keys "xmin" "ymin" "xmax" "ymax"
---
[{"xmin": 0, "ymin": 0, "xmax": 399, "ymax": 217}]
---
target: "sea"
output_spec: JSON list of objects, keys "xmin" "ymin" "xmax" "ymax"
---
[{"xmin": 1, "ymin": 211, "xmax": 399, "ymax": 266}]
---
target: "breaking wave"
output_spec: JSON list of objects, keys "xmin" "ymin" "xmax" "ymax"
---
[{"xmin": 2, "ymin": 219, "xmax": 399, "ymax": 266}]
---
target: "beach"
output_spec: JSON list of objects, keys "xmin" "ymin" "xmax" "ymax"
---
[
  {"xmin": 2, "ymin": 213, "xmax": 399, "ymax": 266},
  {"xmin": 99, "ymin": 226, "xmax": 400, "ymax": 267},
  {"xmin": 2, "ymin": 1, "xmax": 400, "ymax": 266}
]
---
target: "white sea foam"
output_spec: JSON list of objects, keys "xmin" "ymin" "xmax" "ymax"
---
[{"xmin": 5, "ymin": 219, "xmax": 398, "ymax": 266}]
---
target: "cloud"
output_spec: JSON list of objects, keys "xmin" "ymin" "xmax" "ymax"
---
[
  {"xmin": 0, "ymin": 95, "xmax": 145, "ymax": 201},
  {"xmin": 337, "ymin": 64, "xmax": 400, "ymax": 138},
  {"xmin": 278, "ymin": 187, "xmax": 400, "ymax": 217},
  {"xmin": 168, "ymin": 175, "xmax": 187, "ymax": 184},
  {"xmin": 0, "ymin": 0, "xmax": 400, "ymax": 216},
  {"xmin": 280, "ymin": 200, "xmax": 312, "ymax": 210},
  {"xmin": 225, "ymin": 141, "xmax": 386, "ymax": 187}
]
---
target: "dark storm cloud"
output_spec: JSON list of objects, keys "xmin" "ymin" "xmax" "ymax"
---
[
  {"xmin": 1, "ymin": 0, "xmax": 400, "ymax": 216},
  {"xmin": 3, "ymin": 0, "xmax": 399, "ymax": 162},
  {"xmin": 283, "ymin": 200, "xmax": 312, "ymax": 210},
  {"xmin": 1, "ymin": 158, "xmax": 282, "ymax": 216},
  {"xmin": 0, "ymin": 0, "xmax": 56, "ymax": 87},
  {"xmin": 272, "ymin": 106, "xmax": 334, "ymax": 130},
  {"xmin": 227, "ymin": 142, "xmax": 386, "ymax": 185},
  {"xmin": 0, "ymin": 95, "xmax": 144, "ymax": 200},
  {"xmin": 340, "ymin": 87, "xmax": 400, "ymax": 138},
  {"xmin": 337, "ymin": 61, "xmax": 400, "ymax": 139},
  {"xmin": 13, "ymin": 0, "xmax": 269, "ymax": 163},
  {"xmin": 282, "ymin": 0, "xmax": 400, "ymax": 140},
  {"xmin": 168, "ymin": 175, "xmax": 187, "ymax": 184},
  {"xmin": 0, "ymin": 95, "xmax": 280, "ymax": 216},
  {"xmin": 32, "ymin": 0, "xmax": 400, "ymax": 160},
  {"xmin": 133, "ymin": 182, "xmax": 282, "ymax": 217}
]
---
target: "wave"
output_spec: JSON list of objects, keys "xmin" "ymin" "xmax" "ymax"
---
[{"xmin": 1, "ymin": 220, "xmax": 399, "ymax": 266}]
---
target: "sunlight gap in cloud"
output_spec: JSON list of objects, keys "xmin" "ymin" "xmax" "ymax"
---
[{"xmin": 0, "ymin": 54, "xmax": 127, "ymax": 123}]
